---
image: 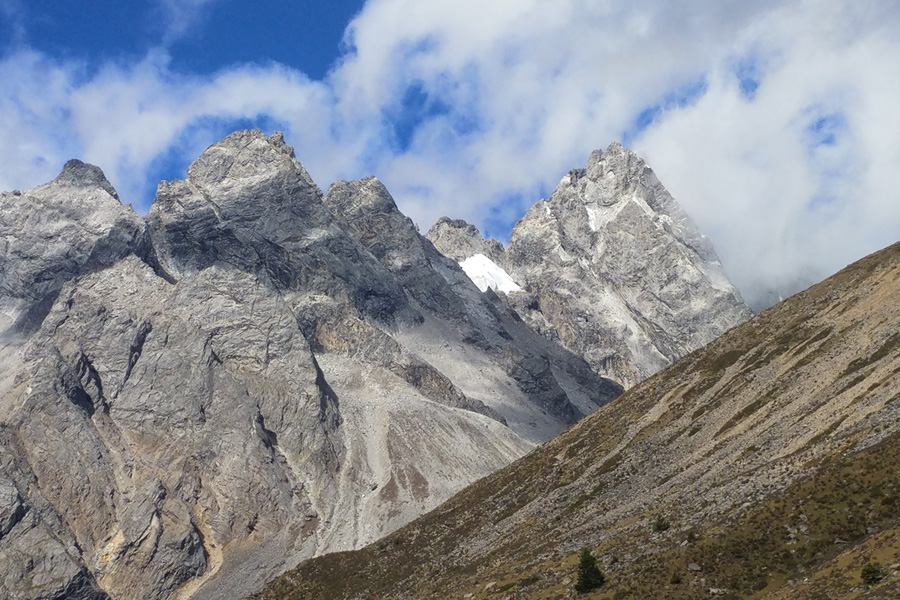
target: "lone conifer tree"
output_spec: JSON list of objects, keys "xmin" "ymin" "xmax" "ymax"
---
[{"xmin": 574, "ymin": 547, "xmax": 605, "ymax": 593}]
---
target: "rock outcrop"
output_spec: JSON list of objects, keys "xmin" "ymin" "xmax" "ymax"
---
[
  {"xmin": 0, "ymin": 130, "xmax": 623, "ymax": 600},
  {"xmin": 427, "ymin": 142, "xmax": 752, "ymax": 387},
  {"xmin": 0, "ymin": 160, "xmax": 148, "ymax": 337},
  {"xmin": 426, "ymin": 217, "xmax": 505, "ymax": 264}
]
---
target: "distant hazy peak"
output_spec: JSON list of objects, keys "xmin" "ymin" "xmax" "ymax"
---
[{"xmin": 500, "ymin": 142, "xmax": 751, "ymax": 386}]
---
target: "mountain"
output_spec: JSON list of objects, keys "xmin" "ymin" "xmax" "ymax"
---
[
  {"xmin": 255, "ymin": 239, "xmax": 900, "ymax": 599},
  {"xmin": 0, "ymin": 131, "xmax": 626, "ymax": 600},
  {"xmin": 427, "ymin": 142, "xmax": 751, "ymax": 387}
]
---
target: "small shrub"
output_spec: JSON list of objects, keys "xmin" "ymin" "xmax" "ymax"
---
[
  {"xmin": 670, "ymin": 571, "xmax": 682, "ymax": 585},
  {"xmin": 862, "ymin": 562, "xmax": 886, "ymax": 585},
  {"xmin": 574, "ymin": 548, "xmax": 606, "ymax": 593},
  {"xmin": 612, "ymin": 586, "xmax": 632, "ymax": 600},
  {"xmin": 652, "ymin": 514, "xmax": 671, "ymax": 532}
]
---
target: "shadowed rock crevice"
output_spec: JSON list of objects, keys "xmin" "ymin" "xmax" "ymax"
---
[
  {"xmin": 0, "ymin": 475, "xmax": 29, "ymax": 539},
  {"xmin": 122, "ymin": 321, "xmax": 152, "ymax": 388},
  {"xmin": 8, "ymin": 290, "xmax": 61, "ymax": 337}
]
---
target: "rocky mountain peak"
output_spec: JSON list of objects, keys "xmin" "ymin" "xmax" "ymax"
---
[
  {"xmin": 145, "ymin": 129, "xmax": 417, "ymax": 328},
  {"xmin": 326, "ymin": 176, "xmax": 398, "ymax": 217},
  {"xmin": 185, "ymin": 129, "xmax": 314, "ymax": 191},
  {"xmin": 323, "ymin": 177, "xmax": 424, "ymax": 277},
  {"xmin": 425, "ymin": 217, "xmax": 505, "ymax": 264},
  {"xmin": 0, "ymin": 161, "xmax": 146, "ymax": 337},
  {"xmin": 53, "ymin": 159, "xmax": 121, "ymax": 201},
  {"xmin": 427, "ymin": 142, "xmax": 751, "ymax": 388}
]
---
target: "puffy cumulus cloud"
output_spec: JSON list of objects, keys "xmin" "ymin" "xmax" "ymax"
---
[
  {"xmin": 0, "ymin": 49, "xmax": 343, "ymax": 206},
  {"xmin": 334, "ymin": 0, "xmax": 900, "ymax": 308},
  {"xmin": 66, "ymin": 54, "xmax": 341, "ymax": 203},
  {"xmin": 0, "ymin": 0, "xmax": 899, "ymax": 309},
  {"xmin": 633, "ymin": 1, "xmax": 900, "ymax": 307},
  {"xmin": 0, "ymin": 51, "xmax": 82, "ymax": 191},
  {"xmin": 333, "ymin": 0, "xmax": 790, "ymax": 230}
]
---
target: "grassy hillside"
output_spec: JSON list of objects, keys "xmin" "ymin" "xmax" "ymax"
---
[{"xmin": 253, "ymin": 241, "xmax": 900, "ymax": 599}]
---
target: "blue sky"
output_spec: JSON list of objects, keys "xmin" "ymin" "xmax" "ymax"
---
[
  {"xmin": 2, "ymin": 1, "xmax": 363, "ymax": 79},
  {"xmin": 1, "ymin": 0, "xmax": 899, "ymax": 309}
]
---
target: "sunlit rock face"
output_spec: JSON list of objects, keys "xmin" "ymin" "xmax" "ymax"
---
[
  {"xmin": 428, "ymin": 142, "xmax": 751, "ymax": 388},
  {"xmin": 0, "ymin": 130, "xmax": 621, "ymax": 600}
]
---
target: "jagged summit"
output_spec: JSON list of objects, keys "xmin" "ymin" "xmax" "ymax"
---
[
  {"xmin": 184, "ymin": 129, "xmax": 315, "ymax": 189},
  {"xmin": 426, "ymin": 217, "xmax": 505, "ymax": 264},
  {"xmin": 427, "ymin": 141, "xmax": 751, "ymax": 387},
  {"xmin": 54, "ymin": 159, "xmax": 120, "ymax": 200},
  {"xmin": 0, "ymin": 160, "xmax": 145, "ymax": 337}
]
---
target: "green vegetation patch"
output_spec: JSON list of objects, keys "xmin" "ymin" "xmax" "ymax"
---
[
  {"xmin": 577, "ymin": 431, "xmax": 900, "ymax": 599},
  {"xmin": 574, "ymin": 547, "xmax": 605, "ymax": 593},
  {"xmin": 862, "ymin": 561, "xmax": 887, "ymax": 585}
]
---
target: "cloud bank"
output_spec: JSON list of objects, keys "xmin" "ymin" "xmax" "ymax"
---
[{"xmin": 1, "ymin": 0, "xmax": 898, "ymax": 309}]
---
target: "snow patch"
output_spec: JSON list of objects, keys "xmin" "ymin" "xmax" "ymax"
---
[{"xmin": 459, "ymin": 254, "xmax": 522, "ymax": 294}]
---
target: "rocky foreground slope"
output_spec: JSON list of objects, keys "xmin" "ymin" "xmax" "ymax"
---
[
  {"xmin": 428, "ymin": 142, "xmax": 751, "ymax": 387},
  {"xmin": 257, "ymin": 240, "xmax": 900, "ymax": 599}
]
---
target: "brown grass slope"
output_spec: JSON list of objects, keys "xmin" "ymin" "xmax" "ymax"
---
[{"xmin": 254, "ymin": 241, "xmax": 900, "ymax": 600}]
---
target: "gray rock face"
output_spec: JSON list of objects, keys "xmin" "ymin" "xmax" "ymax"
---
[
  {"xmin": 0, "ymin": 160, "xmax": 147, "ymax": 337},
  {"xmin": 3, "ymin": 255, "xmax": 338, "ymax": 600},
  {"xmin": 426, "ymin": 217, "xmax": 505, "ymax": 264},
  {"xmin": 0, "ymin": 130, "xmax": 622, "ymax": 600},
  {"xmin": 147, "ymin": 131, "xmax": 414, "ymax": 327},
  {"xmin": 427, "ymin": 142, "xmax": 751, "ymax": 387},
  {"xmin": 324, "ymin": 177, "xmax": 619, "ymax": 429}
]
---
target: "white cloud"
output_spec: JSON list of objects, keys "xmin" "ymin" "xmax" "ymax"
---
[
  {"xmin": 633, "ymin": 1, "xmax": 900, "ymax": 306},
  {"xmin": 0, "ymin": 49, "xmax": 338, "ymax": 205},
  {"xmin": 0, "ymin": 51, "xmax": 81, "ymax": 191},
  {"xmin": 156, "ymin": 0, "xmax": 223, "ymax": 42},
  {"xmin": 0, "ymin": 0, "xmax": 899, "ymax": 309}
]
